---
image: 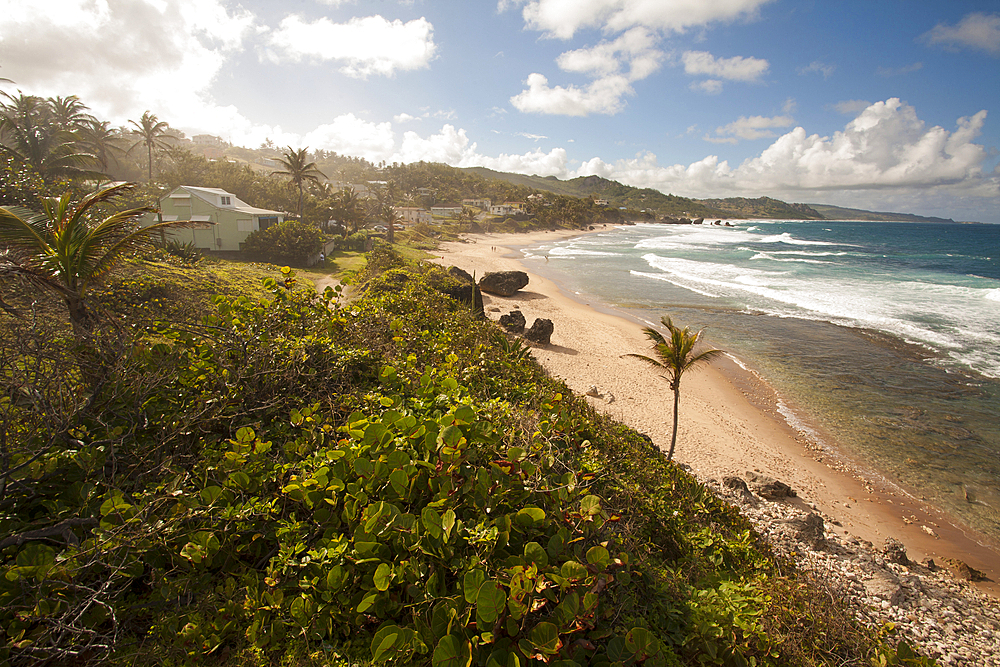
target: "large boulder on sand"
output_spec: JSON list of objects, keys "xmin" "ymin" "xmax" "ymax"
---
[
  {"xmin": 479, "ymin": 271, "xmax": 529, "ymax": 296},
  {"xmin": 523, "ymin": 318, "xmax": 554, "ymax": 345},
  {"xmin": 499, "ymin": 309, "xmax": 526, "ymax": 334}
]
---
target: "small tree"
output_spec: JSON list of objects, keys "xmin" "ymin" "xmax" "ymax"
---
[
  {"xmin": 241, "ymin": 219, "xmax": 324, "ymax": 265},
  {"xmin": 0, "ymin": 182, "xmax": 186, "ymax": 331},
  {"xmin": 624, "ymin": 316, "xmax": 722, "ymax": 460}
]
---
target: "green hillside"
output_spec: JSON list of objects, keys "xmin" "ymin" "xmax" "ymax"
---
[
  {"xmin": 806, "ymin": 204, "xmax": 955, "ymax": 223},
  {"xmin": 462, "ymin": 168, "xmax": 824, "ymax": 220}
]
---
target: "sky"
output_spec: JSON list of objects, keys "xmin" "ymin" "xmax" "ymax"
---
[{"xmin": 2, "ymin": 0, "xmax": 999, "ymax": 222}]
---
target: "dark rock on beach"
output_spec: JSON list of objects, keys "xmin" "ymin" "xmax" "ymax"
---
[
  {"xmin": 478, "ymin": 270, "xmax": 529, "ymax": 296},
  {"xmin": 499, "ymin": 309, "xmax": 526, "ymax": 334},
  {"xmin": 523, "ymin": 318, "xmax": 554, "ymax": 345},
  {"xmin": 746, "ymin": 472, "xmax": 795, "ymax": 499}
]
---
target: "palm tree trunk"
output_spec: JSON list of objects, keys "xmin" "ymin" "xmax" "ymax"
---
[
  {"xmin": 298, "ymin": 185, "xmax": 304, "ymax": 220},
  {"xmin": 667, "ymin": 387, "xmax": 680, "ymax": 460},
  {"xmin": 147, "ymin": 143, "xmax": 153, "ymax": 182}
]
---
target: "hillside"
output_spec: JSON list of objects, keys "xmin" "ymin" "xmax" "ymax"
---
[
  {"xmin": 806, "ymin": 203, "xmax": 956, "ymax": 223},
  {"xmin": 462, "ymin": 168, "xmax": 824, "ymax": 220}
]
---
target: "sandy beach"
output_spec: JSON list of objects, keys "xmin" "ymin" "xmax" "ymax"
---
[{"xmin": 430, "ymin": 230, "xmax": 1000, "ymax": 597}]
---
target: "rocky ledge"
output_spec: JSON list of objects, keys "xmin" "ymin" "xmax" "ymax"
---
[{"xmin": 705, "ymin": 472, "xmax": 1000, "ymax": 666}]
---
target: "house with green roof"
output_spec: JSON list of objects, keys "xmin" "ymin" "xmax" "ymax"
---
[{"xmin": 143, "ymin": 186, "xmax": 285, "ymax": 253}]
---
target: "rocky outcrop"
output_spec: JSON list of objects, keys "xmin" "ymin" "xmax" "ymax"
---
[
  {"xmin": 479, "ymin": 271, "xmax": 529, "ymax": 296},
  {"xmin": 708, "ymin": 477, "xmax": 1000, "ymax": 665},
  {"xmin": 746, "ymin": 472, "xmax": 795, "ymax": 499},
  {"xmin": 523, "ymin": 318, "xmax": 554, "ymax": 345},
  {"xmin": 499, "ymin": 309, "xmax": 526, "ymax": 334}
]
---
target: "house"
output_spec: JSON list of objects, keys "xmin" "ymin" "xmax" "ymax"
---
[
  {"xmin": 395, "ymin": 206, "xmax": 431, "ymax": 224},
  {"xmin": 462, "ymin": 198, "xmax": 491, "ymax": 210},
  {"xmin": 143, "ymin": 185, "xmax": 284, "ymax": 252},
  {"xmin": 489, "ymin": 201, "xmax": 526, "ymax": 216},
  {"xmin": 431, "ymin": 205, "xmax": 464, "ymax": 218}
]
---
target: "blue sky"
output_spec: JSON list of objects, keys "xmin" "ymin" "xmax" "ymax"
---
[{"xmin": 2, "ymin": 0, "xmax": 999, "ymax": 222}]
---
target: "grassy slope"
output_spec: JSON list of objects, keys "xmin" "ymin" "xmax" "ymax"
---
[{"xmin": 0, "ymin": 250, "xmax": 931, "ymax": 667}]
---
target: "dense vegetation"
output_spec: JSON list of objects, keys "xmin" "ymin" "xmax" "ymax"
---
[{"xmin": 0, "ymin": 216, "xmax": 933, "ymax": 666}]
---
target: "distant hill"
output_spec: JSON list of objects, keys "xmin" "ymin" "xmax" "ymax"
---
[
  {"xmin": 806, "ymin": 204, "xmax": 955, "ymax": 223},
  {"xmin": 462, "ymin": 167, "xmax": 823, "ymax": 220}
]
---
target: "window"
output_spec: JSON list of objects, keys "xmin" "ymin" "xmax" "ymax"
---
[{"xmin": 220, "ymin": 196, "xmax": 232, "ymax": 206}]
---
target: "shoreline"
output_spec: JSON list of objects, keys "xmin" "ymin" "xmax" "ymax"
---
[{"xmin": 431, "ymin": 229, "xmax": 1000, "ymax": 598}]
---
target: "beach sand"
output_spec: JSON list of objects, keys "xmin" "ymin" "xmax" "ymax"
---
[{"xmin": 431, "ymin": 230, "xmax": 1000, "ymax": 596}]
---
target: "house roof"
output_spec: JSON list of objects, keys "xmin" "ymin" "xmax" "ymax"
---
[{"xmin": 168, "ymin": 185, "xmax": 283, "ymax": 216}]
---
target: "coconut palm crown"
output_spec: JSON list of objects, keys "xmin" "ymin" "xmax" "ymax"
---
[
  {"xmin": 129, "ymin": 111, "xmax": 170, "ymax": 182},
  {"xmin": 0, "ymin": 182, "xmax": 186, "ymax": 329},
  {"xmin": 625, "ymin": 315, "xmax": 723, "ymax": 461},
  {"xmin": 274, "ymin": 147, "xmax": 325, "ymax": 220}
]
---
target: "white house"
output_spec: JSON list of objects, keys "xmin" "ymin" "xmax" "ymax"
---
[
  {"xmin": 431, "ymin": 205, "xmax": 464, "ymax": 218},
  {"xmin": 143, "ymin": 185, "xmax": 284, "ymax": 252},
  {"xmin": 395, "ymin": 206, "xmax": 431, "ymax": 224}
]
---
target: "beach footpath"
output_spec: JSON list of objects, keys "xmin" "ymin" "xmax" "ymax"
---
[{"xmin": 432, "ymin": 231, "xmax": 1000, "ymax": 666}]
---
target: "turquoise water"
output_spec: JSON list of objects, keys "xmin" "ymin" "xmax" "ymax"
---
[{"xmin": 518, "ymin": 221, "xmax": 1000, "ymax": 543}]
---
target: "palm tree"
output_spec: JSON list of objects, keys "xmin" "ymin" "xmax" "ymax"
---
[
  {"xmin": 48, "ymin": 95, "xmax": 93, "ymax": 131},
  {"xmin": 80, "ymin": 119, "xmax": 126, "ymax": 175},
  {"xmin": 0, "ymin": 92, "xmax": 97, "ymax": 182},
  {"xmin": 274, "ymin": 147, "xmax": 325, "ymax": 220},
  {"xmin": 129, "ymin": 111, "xmax": 170, "ymax": 182},
  {"xmin": 0, "ymin": 182, "xmax": 186, "ymax": 330},
  {"xmin": 332, "ymin": 186, "xmax": 363, "ymax": 236},
  {"xmin": 624, "ymin": 316, "xmax": 723, "ymax": 461}
]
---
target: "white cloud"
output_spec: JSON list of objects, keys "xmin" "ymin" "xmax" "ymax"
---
[
  {"xmin": 506, "ymin": 0, "xmax": 774, "ymax": 40},
  {"xmin": 0, "ymin": 0, "xmax": 255, "ymax": 126},
  {"xmin": 556, "ymin": 27, "xmax": 663, "ymax": 79},
  {"xmin": 512, "ymin": 28, "xmax": 663, "ymax": 116},
  {"xmin": 690, "ymin": 79, "xmax": 723, "ymax": 94},
  {"xmin": 393, "ymin": 113, "xmax": 419, "ymax": 123},
  {"xmin": 586, "ymin": 100, "xmax": 993, "ymax": 204},
  {"xmin": 266, "ymin": 15, "xmax": 437, "ymax": 78},
  {"xmin": 303, "ymin": 115, "xmax": 396, "ymax": 159},
  {"xmin": 682, "ymin": 50, "xmax": 769, "ymax": 82},
  {"xmin": 797, "ymin": 61, "xmax": 835, "ymax": 78},
  {"xmin": 923, "ymin": 12, "xmax": 1000, "ymax": 57},
  {"xmin": 511, "ymin": 72, "xmax": 634, "ymax": 116},
  {"xmin": 705, "ymin": 114, "xmax": 794, "ymax": 143},
  {"xmin": 515, "ymin": 132, "xmax": 548, "ymax": 141}
]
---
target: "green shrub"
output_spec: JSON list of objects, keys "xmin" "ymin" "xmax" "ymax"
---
[{"xmin": 242, "ymin": 220, "xmax": 324, "ymax": 265}]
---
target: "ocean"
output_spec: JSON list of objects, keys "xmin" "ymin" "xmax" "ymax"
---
[{"xmin": 518, "ymin": 220, "xmax": 1000, "ymax": 545}]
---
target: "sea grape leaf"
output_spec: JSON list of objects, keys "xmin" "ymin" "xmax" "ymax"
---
[
  {"xmin": 580, "ymin": 495, "xmax": 601, "ymax": 516},
  {"xmin": 464, "ymin": 569, "xmax": 487, "ymax": 603},
  {"xmin": 374, "ymin": 563, "xmax": 392, "ymax": 591},
  {"xmin": 432, "ymin": 634, "xmax": 471, "ymax": 667},
  {"xmin": 476, "ymin": 582, "xmax": 507, "ymax": 626},
  {"xmin": 371, "ymin": 625, "xmax": 402, "ymax": 662},
  {"xmin": 586, "ymin": 546, "xmax": 609, "ymax": 570},
  {"xmin": 560, "ymin": 561, "xmax": 588, "ymax": 581},
  {"xmin": 514, "ymin": 507, "xmax": 545, "ymax": 527},
  {"xmin": 524, "ymin": 542, "xmax": 548, "ymax": 568},
  {"xmin": 422, "ymin": 506, "xmax": 443, "ymax": 539}
]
